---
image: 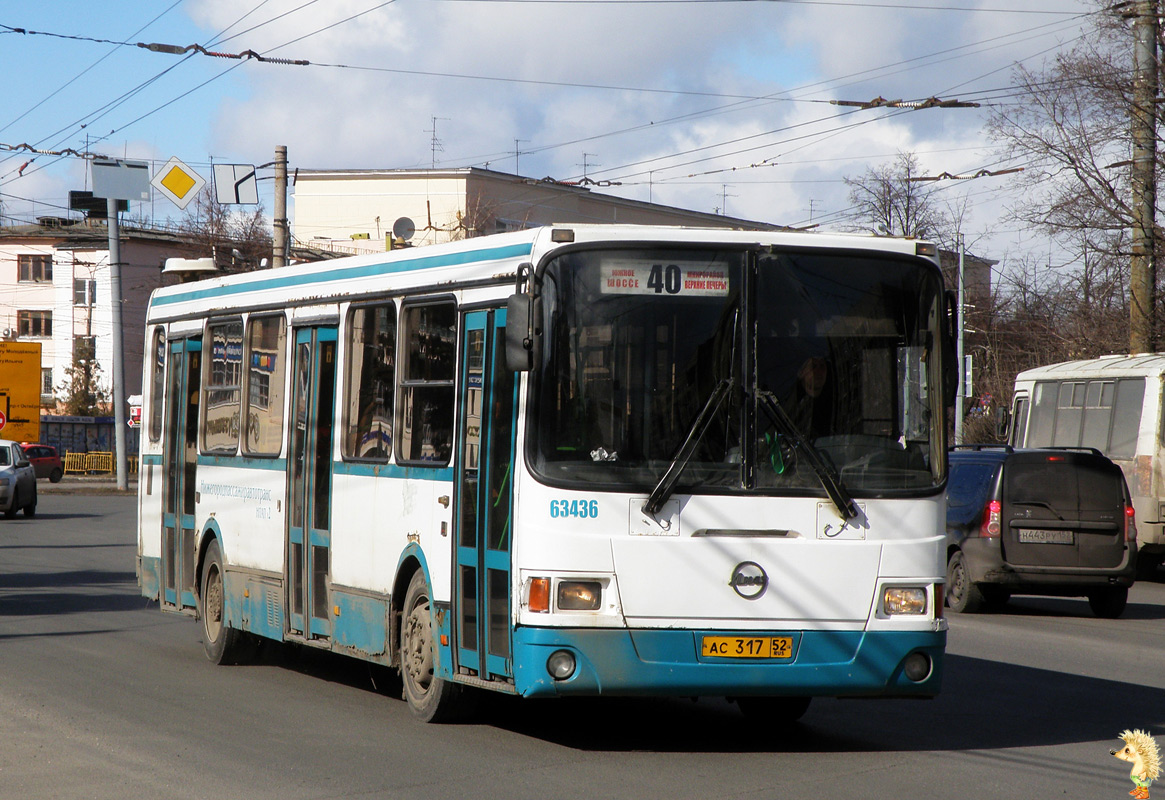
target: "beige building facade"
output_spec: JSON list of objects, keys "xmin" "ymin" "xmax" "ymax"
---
[{"xmin": 292, "ymin": 167, "xmax": 784, "ymax": 253}]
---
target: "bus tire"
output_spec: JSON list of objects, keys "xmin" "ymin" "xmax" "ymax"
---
[
  {"xmin": 199, "ymin": 538, "xmax": 254, "ymax": 665},
  {"xmin": 400, "ymin": 570, "xmax": 464, "ymax": 723},
  {"xmin": 945, "ymin": 551, "xmax": 984, "ymax": 613},
  {"xmin": 736, "ymin": 696, "xmax": 811, "ymax": 725}
]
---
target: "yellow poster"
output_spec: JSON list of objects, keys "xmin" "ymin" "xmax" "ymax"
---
[{"xmin": 0, "ymin": 342, "xmax": 42, "ymax": 442}]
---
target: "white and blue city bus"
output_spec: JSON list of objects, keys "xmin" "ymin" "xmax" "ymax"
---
[{"xmin": 136, "ymin": 224, "xmax": 953, "ymax": 723}]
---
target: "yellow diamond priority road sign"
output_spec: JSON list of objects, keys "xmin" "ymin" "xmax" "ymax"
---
[{"xmin": 151, "ymin": 156, "xmax": 206, "ymax": 210}]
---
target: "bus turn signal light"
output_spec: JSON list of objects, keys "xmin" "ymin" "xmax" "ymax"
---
[{"xmin": 529, "ymin": 578, "xmax": 550, "ymax": 613}]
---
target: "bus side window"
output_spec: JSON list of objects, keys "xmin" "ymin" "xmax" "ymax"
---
[
  {"xmin": 1027, "ymin": 381, "xmax": 1058, "ymax": 448},
  {"xmin": 397, "ymin": 300, "xmax": 456, "ymax": 464},
  {"xmin": 1010, "ymin": 395, "xmax": 1028, "ymax": 446},
  {"xmin": 243, "ymin": 315, "xmax": 287, "ymax": 457},
  {"xmin": 344, "ymin": 302, "xmax": 396, "ymax": 460},
  {"xmin": 148, "ymin": 326, "xmax": 166, "ymax": 443},
  {"xmin": 1110, "ymin": 377, "xmax": 1144, "ymax": 458},
  {"xmin": 203, "ymin": 319, "xmax": 244, "ymax": 454}
]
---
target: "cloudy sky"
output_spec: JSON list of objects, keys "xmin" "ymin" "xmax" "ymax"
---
[{"xmin": 0, "ymin": 0, "xmax": 1098, "ymax": 266}]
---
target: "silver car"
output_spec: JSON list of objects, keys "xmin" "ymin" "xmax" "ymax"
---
[{"xmin": 0, "ymin": 438, "xmax": 37, "ymax": 518}]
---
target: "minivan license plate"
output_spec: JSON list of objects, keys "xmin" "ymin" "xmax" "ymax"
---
[{"xmin": 1017, "ymin": 529, "xmax": 1074, "ymax": 544}]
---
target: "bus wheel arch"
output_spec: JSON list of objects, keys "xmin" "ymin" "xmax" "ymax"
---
[
  {"xmin": 197, "ymin": 533, "xmax": 255, "ymax": 665},
  {"xmin": 398, "ymin": 568, "xmax": 467, "ymax": 722}
]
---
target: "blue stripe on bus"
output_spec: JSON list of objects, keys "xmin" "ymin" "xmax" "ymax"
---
[
  {"xmin": 189, "ymin": 453, "xmax": 454, "ymax": 482},
  {"xmin": 196, "ymin": 454, "xmax": 288, "ymax": 470},
  {"xmin": 509, "ymin": 627, "xmax": 945, "ymax": 698},
  {"xmin": 333, "ymin": 461, "xmax": 455, "ymax": 482},
  {"xmin": 151, "ymin": 241, "xmax": 535, "ymax": 307}
]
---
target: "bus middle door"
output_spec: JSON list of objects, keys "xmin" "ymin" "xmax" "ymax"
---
[
  {"xmin": 286, "ymin": 326, "xmax": 337, "ymax": 642},
  {"xmin": 454, "ymin": 309, "xmax": 517, "ymax": 684}
]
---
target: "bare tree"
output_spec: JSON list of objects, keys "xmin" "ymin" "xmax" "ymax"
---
[
  {"xmin": 178, "ymin": 187, "xmax": 273, "ymax": 272},
  {"xmin": 987, "ymin": 3, "xmax": 1152, "ymax": 348},
  {"xmin": 843, "ymin": 151, "xmax": 954, "ymax": 243}
]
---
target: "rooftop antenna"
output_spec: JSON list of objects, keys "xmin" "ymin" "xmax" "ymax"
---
[
  {"xmin": 427, "ymin": 116, "xmax": 449, "ymax": 169},
  {"xmin": 579, "ymin": 153, "xmax": 599, "ymax": 180},
  {"xmin": 514, "ymin": 138, "xmax": 529, "ymax": 175},
  {"xmin": 719, "ymin": 184, "xmax": 737, "ymax": 216}
]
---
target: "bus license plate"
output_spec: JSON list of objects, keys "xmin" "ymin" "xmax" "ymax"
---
[
  {"xmin": 701, "ymin": 635, "xmax": 793, "ymax": 659},
  {"xmin": 1017, "ymin": 529, "xmax": 1074, "ymax": 544}
]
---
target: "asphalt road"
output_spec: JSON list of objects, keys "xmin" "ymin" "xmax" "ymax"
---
[{"xmin": 2, "ymin": 492, "xmax": 1163, "ymax": 799}]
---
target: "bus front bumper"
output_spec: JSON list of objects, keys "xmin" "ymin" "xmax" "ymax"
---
[{"xmin": 511, "ymin": 626, "xmax": 945, "ymax": 699}]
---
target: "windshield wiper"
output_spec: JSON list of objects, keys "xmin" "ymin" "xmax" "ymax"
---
[
  {"xmin": 641, "ymin": 378, "xmax": 733, "ymax": 517},
  {"xmin": 1011, "ymin": 499, "xmax": 1065, "ymax": 520},
  {"xmin": 755, "ymin": 390, "xmax": 859, "ymax": 522}
]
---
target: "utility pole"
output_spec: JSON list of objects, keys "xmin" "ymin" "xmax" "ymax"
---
[
  {"xmin": 107, "ymin": 197, "xmax": 128, "ymax": 490},
  {"xmin": 1130, "ymin": 0, "xmax": 1158, "ymax": 353},
  {"xmin": 272, "ymin": 145, "xmax": 288, "ymax": 268},
  {"xmin": 955, "ymin": 233, "xmax": 966, "ymax": 445}
]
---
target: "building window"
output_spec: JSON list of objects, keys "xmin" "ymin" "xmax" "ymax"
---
[
  {"xmin": 41, "ymin": 368, "xmax": 53, "ymax": 396},
  {"xmin": 74, "ymin": 335, "xmax": 96, "ymax": 361},
  {"xmin": 73, "ymin": 279, "xmax": 97, "ymax": 306},
  {"xmin": 17, "ymin": 310, "xmax": 52, "ymax": 337},
  {"xmin": 18, "ymin": 254, "xmax": 52, "ymax": 282}
]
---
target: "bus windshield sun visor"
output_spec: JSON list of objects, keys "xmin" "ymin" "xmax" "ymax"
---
[{"xmin": 756, "ymin": 391, "xmax": 859, "ymax": 522}]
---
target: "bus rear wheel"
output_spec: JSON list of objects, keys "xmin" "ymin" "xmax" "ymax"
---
[
  {"xmin": 400, "ymin": 570, "xmax": 465, "ymax": 723},
  {"xmin": 200, "ymin": 538, "xmax": 254, "ymax": 665}
]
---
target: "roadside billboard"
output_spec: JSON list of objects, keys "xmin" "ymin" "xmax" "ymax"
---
[{"xmin": 0, "ymin": 342, "xmax": 42, "ymax": 442}]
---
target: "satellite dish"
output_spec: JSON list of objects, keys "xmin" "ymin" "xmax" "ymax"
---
[{"xmin": 392, "ymin": 216, "xmax": 416, "ymax": 241}]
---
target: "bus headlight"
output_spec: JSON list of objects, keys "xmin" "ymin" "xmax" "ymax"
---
[
  {"xmin": 883, "ymin": 587, "xmax": 928, "ymax": 615},
  {"xmin": 557, "ymin": 581, "xmax": 601, "ymax": 611}
]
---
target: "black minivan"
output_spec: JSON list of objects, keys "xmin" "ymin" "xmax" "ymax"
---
[{"xmin": 946, "ymin": 445, "xmax": 1137, "ymax": 618}]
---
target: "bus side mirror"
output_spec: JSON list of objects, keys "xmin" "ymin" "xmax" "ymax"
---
[
  {"xmin": 943, "ymin": 291, "xmax": 958, "ymax": 406},
  {"xmin": 995, "ymin": 406, "xmax": 1011, "ymax": 440},
  {"xmin": 505, "ymin": 293, "xmax": 534, "ymax": 372}
]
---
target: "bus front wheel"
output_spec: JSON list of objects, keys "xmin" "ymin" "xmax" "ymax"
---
[{"xmin": 400, "ymin": 570, "xmax": 465, "ymax": 723}]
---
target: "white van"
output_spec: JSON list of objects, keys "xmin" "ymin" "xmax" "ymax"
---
[{"xmin": 1010, "ymin": 354, "xmax": 1165, "ymax": 572}]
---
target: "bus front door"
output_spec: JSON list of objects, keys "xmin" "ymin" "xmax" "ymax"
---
[
  {"xmin": 454, "ymin": 309, "xmax": 517, "ymax": 683},
  {"xmin": 161, "ymin": 337, "xmax": 201, "ymax": 613},
  {"xmin": 286, "ymin": 326, "xmax": 338, "ymax": 642}
]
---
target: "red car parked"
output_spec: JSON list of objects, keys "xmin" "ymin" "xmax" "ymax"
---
[{"xmin": 20, "ymin": 443, "xmax": 63, "ymax": 483}]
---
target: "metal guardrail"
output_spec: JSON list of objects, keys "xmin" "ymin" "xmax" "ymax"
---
[{"xmin": 63, "ymin": 451, "xmax": 139, "ymax": 476}]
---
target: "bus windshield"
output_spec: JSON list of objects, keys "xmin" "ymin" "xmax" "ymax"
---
[{"xmin": 531, "ymin": 245, "xmax": 946, "ymax": 495}]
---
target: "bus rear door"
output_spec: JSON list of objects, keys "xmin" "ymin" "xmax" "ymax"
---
[{"xmin": 161, "ymin": 337, "xmax": 201, "ymax": 614}]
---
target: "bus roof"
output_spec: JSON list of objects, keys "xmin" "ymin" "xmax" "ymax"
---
[
  {"xmin": 146, "ymin": 224, "xmax": 938, "ymax": 322},
  {"xmin": 1015, "ymin": 353, "xmax": 1165, "ymax": 382}
]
